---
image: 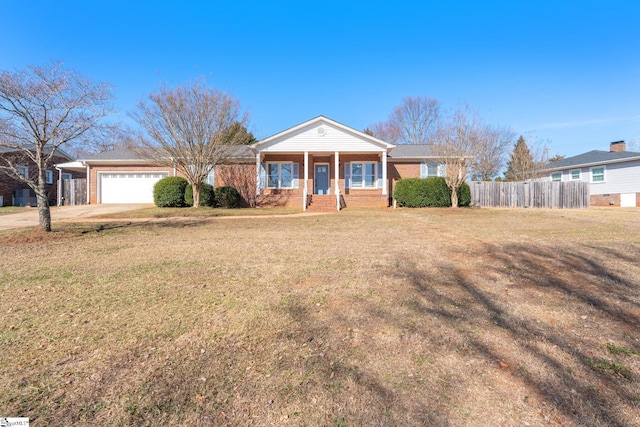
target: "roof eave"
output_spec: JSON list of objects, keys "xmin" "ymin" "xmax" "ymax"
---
[{"xmin": 544, "ymin": 155, "xmax": 640, "ymax": 171}]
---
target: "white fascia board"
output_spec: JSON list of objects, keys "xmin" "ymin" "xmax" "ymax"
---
[{"xmin": 252, "ymin": 116, "xmax": 395, "ymax": 151}]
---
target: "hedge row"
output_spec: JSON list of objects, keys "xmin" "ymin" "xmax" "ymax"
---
[
  {"xmin": 152, "ymin": 176, "xmax": 240, "ymax": 208},
  {"xmin": 393, "ymin": 177, "xmax": 470, "ymax": 207}
]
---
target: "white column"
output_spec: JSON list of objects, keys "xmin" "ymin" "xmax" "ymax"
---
[
  {"xmin": 303, "ymin": 151, "xmax": 309, "ymax": 211},
  {"xmin": 335, "ymin": 151, "xmax": 340, "ymax": 211},
  {"xmin": 255, "ymin": 152, "xmax": 261, "ymax": 197},
  {"xmin": 86, "ymin": 164, "xmax": 90, "ymax": 204},
  {"xmin": 382, "ymin": 150, "xmax": 388, "ymax": 196}
]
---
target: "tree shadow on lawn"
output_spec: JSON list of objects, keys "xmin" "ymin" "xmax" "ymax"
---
[{"xmin": 388, "ymin": 242, "xmax": 640, "ymax": 426}]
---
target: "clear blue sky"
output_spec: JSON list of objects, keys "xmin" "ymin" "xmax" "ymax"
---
[{"xmin": 2, "ymin": 1, "xmax": 639, "ymax": 157}]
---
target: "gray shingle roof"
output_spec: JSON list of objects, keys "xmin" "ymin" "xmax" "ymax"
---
[
  {"xmin": 388, "ymin": 144, "xmax": 436, "ymax": 158},
  {"xmin": 546, "ymin": 150, "xmax": 640, "ymax": 169},
  {"xmin": 82, "ymin": 145, "xmax": 255, "ymax": 161}
]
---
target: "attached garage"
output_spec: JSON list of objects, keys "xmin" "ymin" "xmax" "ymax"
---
[{"xmin": 99, "ymin": 172, "xmax": 168, "ymax": 203}]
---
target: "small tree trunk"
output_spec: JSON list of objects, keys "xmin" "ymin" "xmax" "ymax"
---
[
  {"xmin": 450, "ymin": 186, "xmax": 459, "ymax": 208},
  {"xmin": 36, "ymin": 180, "xmax": 52, "ymax": 231},
  {"xmin": 192, "ymin": 183, "xmax": 201, "ymax": 208}
]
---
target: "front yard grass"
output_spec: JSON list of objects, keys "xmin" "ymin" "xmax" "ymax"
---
[
  {"xmin": 1, "ymin": 207, "xmax": 639, "ymax": 426},
  {"xmin": 91, "ymin": 205, "xmax": 302, "ymax": 219},
  {"xmin": 0, "ymin": 206, "xmax": 29, "ymax": 216}
]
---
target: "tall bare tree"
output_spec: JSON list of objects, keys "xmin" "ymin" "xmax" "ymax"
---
[
  {"xmin": 470, "ymin": 124, "xmax": 515, "ymax": 181},
  {"xmin": 369, "ymin": 96, "xmax": 441, "ymax": 144},
  {"xmin": 132, "ymin": 79, "xmax": 247, "ymax": 208},
  {"xmin": 432, "ymin": 105, "xmax": 480, "ymax": 208},
  {"xmin": 0, "ymin": 62, "xmax": 114, "ymax": 231}
]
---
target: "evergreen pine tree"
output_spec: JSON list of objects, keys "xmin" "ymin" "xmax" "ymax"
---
[{"xmin": 504, "ymin": 136, "xmax": 534, "ymax": 181}]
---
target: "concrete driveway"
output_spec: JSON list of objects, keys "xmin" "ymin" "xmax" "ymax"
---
[{"xmin": 0, "ymin": 204, "xmax": 153, "ymax": 231}]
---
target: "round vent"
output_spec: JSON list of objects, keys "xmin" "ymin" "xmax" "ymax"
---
[{"xmin": 317, "ymin": 126, "xmax": 326, "ymax": 136}]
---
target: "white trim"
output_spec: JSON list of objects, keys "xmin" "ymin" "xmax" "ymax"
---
[
  {"xmin": 590, "ymin": 166, "xmax": 605, "ymax": 183},
  {"xmin": 381, "ymin": 152, "xmax": 387, "ymax": 195},
  {"xmin": 252, "ymin": 115, "xmax": 395, "ymax": 151},
  {"xmin": 255, "ymin": 153, "xmax": 261, "ymax": 196},
  {"xmin": 266, "ymin": 161, "xmax": 295, "ymax": 189},
  {"xmin": 350, "ymin": 161, "xmax": 378, "ymax": 189},
  {"xmin": 313, "ymin": 162, "xmax": 330, "ymax": 195},
  {"xmin": 303, "ymin": 151, "xmax": 308, "ymax": 211},
  {"xmin": 335, "ymin": 151, "xmax": 340, "ymax": 209}
]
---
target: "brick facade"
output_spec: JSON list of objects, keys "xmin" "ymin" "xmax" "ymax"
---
[
  {"xmin": 0, "ymin": 153, "xmax": 85, "ymax": 207},
  {"xmin": 590, "ymin": 193, "xmax": 640, "ymax": 207},
  {"xmin": 253, "ymin": 155, "xmax": 423, "ymax": 209}
]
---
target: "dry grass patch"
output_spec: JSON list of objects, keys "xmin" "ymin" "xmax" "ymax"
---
[
  {"xmin": 1, "ymin": 208, "xmax": 639, "ymax": 426},
  {"xmin": 92, "ymin": 206, "xmax": 302, "ymax": 219}
]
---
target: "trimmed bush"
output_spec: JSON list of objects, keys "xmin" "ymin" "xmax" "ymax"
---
[
  {"xmin": 185, "ymin": 183, "xmax": 215, "ymax": 207},
  {"xmin": 393, "ymin": 177, "xmax": 471, "ymax": 207},
  {"xmin": 457, "ymin": 182, "xmax": 471, "ymax": 207},
  {"xmin": 153, "ymin": 176, "xmax": 188, "ymax": 207},
  {"xmin": 214, "ymin": 186, "xmax": 240, "ymax": 208}
]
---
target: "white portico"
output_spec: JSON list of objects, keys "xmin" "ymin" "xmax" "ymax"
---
[{"xmin": 251, "ymin": 116, "xmax": 394, "ymax": 211}]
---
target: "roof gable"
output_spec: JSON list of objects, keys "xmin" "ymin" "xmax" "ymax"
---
[{"xmin": 253, "ymin": 116, "xmax": 394, "ymax": 153}]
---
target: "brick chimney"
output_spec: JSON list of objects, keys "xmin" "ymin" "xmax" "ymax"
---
[{"xmin": 610, "ymin": 141, "xmax": 626, "ymax": 152}]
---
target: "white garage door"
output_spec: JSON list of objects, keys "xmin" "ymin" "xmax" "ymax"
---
[{"xmin": 100, "ymin": 172, "xmax": 168, "ymax": 203}]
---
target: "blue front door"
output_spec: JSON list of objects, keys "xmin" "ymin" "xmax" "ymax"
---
[{"xmin": 314, "ymin": 164, "xmax": 329, "ymax": 195}]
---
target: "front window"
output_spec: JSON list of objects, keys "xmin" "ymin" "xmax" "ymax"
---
[
  {"xmin": 591, "ymin": 167, "xmax": 605, "ymax": 183},
  {"xmin": 205, "ymin": 168, "xmax": 215, "ymax": 186},
  {"xmin": 351, "ymin": 162, "xmax": 377, "ymax": 188},
  {"xmin": 570, "ymin": 170, "xmax": 581, "ymax": 181},
  {"xmin": 46, "ymin": 170, "xmax": 54, "ymax": 184},
  {"xmin": 267, "ymin": 162, "xmax": 294, "ymax": 188},
  {"xmin": 16, "ymin": 165, "xmax": 28, "ymax": 178},
  {"xmin": 551, "ymin": 172, "xmax": 561, "ymax": 182}
]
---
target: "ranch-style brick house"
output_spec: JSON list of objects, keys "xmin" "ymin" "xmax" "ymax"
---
[
  {"xmin": 543, "ymin": 141, "xmax": 640, "ymax": 207},
  {"xmin": 56, "ymin": 116, "xmax": 449, "ymax": 210},
  {"xmin": 0, "ymin": 146, "xmax": 85, "ymax": 207}
]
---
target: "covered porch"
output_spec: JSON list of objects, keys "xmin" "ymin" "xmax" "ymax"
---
[{"xmin": 251, "ymin": 116, "xmax": 394, "ymax": 212}]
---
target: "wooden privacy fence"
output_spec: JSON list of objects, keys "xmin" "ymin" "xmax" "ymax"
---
[
  {"xmin": 470, "ymin": 181, "xmax": 590, "ymax": 209},
  {"xmin": 60, "ymin": 179, "xmax": 87, "ymax": 205}
]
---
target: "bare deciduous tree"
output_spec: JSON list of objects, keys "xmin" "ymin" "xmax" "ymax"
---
[
  {"xmin": 131, "ymin": 79, "xmax": 247, "ymax": 208},
  {"xmin": 369, "ymin": 96, "xmax": 441, "ymax": 144},
  {"xmin": 432, "ymin": 105, "xmax": 480, "ymax": 208},
  {"xmin": 0, "ymin": 62, "xmax": 114, "ymax": 231},
  {"xmin": 471, "ymin": 124, "xmax": 515, "ymax": 181}
]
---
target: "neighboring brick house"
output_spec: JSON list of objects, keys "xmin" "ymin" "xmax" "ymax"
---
[
  {"xmin": 57, "ymin": 146, "xmax": 256, "ymax": 206},
  {"xmin": 543, "ymin": 141, "xmax": 640, "ymax": 207},
  {"xmin": 0, "ymin": 147, "xmax": 85, "ymax": 207},
  {"xmin": 62, "ymin": 116, "xmax": 449, "ymax": 210}
]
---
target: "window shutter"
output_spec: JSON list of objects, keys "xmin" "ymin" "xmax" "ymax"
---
[
  {"xmin": 344, "ymin": 162, "xmax": 351, "ymax": 189},
  {"xmin": 293, "ymin": 162, "xmax": 299, "ymax": 188},
  {"xmin": 259, "ymin": 163, "xmax": 266, "ymax": 188},
  {"xmin": 377, "ymin": 162, "xmax": 383, "ymax": 188},
  {"xmin": 420, "ymin": 162, "xmax": 427, "ymax": 179}
]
